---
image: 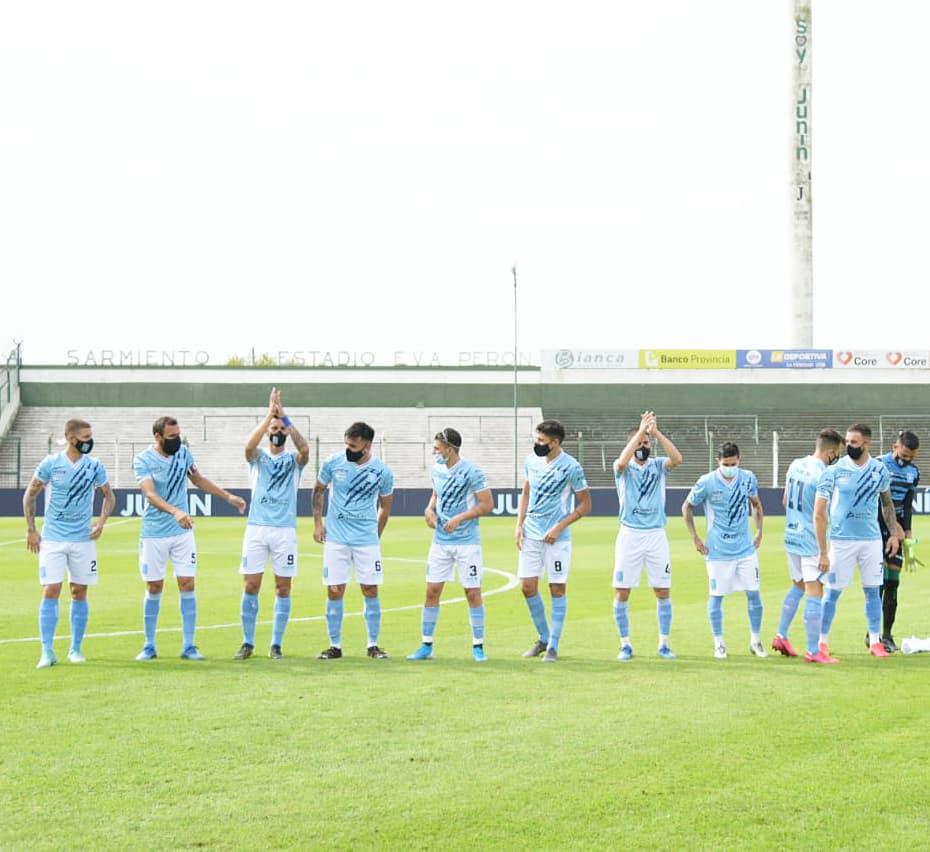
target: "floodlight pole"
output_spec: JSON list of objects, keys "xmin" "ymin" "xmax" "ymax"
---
[
  {"xmin": 792, "ymin": 1, "xmax": 813, "ymax": 347},
  {"xmin": 512, "ymin": 265, "xmax": 519, "ymax": 490}
]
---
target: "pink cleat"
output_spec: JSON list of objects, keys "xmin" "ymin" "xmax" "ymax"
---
[
  {"xmin": 772, "ymin": 635, "xmax": 799, "ymax": 657},
  {"xmin": 869, "ymin": 642, "xmax": 891, "ymax": 658},
  {"xmin": 804, "ymin": 651, "xmax": 839, "ymax": 664}
]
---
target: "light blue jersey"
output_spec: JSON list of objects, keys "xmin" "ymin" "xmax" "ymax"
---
[
  {"xmin": 816, "ymin": 455, "xmax": 891, "ymax": 541},
  {"xmin": 247, "ymin": 448, "xmax": 305, "ymax": 528},
  {"xmin": 432, "ymin": 457, "xmax": 489, "ymax": 546},
  {"xmin": 319, "ymin": 453, "xmax": 394, "ymax": 546},
  {"xmin": 784, "ymin": 455, "xmax": 827, "ymax": 556},
  {"xmin": 35, "ymin": 452, "xmax": 108, "ymax": 542},
  {"xmin": 523, "ymin": 451, "xmax": 589, "ymax": 543},
  {"xmin": 686, "ymin": 468, "xmax": 759, "ymax": 560},
  {"xmin": 133, "ymin": 445, "xmax": 197, "ymax": 538},
  {"xmin": 616, "ymin": 457, "xmax": 671, "ymax": 530}
]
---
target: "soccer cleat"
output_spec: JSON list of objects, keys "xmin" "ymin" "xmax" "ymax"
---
[
  {"xmin": 714, "ymin": 643, "xmax": 728, "ymax": 660},
  {"xmin": 804, "ymin": 651, "xmax": 839, "ymax": 664},
  {"xmin": 67, "ymin": 650, "xmax": 86, "ymax": 664},
  {"xmin": 406, "ymin": 643, "xmax": 434, "ymax": 661},
  {"xmin": 367, "ymin": 645, "xmax": 389, "ymax": 659},
  {"xmin": 472, "ymin": 644, "xmax": 487, "ymax": 663},
  {"xmin": 771, "ymin": 635, "xmax": 798, "ymax": 657},
  {"xmin": 818, "ymin": 641, "xmax": 832, "ymax": 658},
  {"xmin": 180, "ymin": 645, "xmax": 205, "ymax": 661},
  {"xmin": 881, "ymin": 635, "xmax": 898, "ymax": 653},
  {"xmin": 750, "ymin": 640, "xmax": 769, "ymax": 658},
  {"xmin": 317, "ymin": 646, "xmax": 343, "ymax": 659},
  {"xmin": 269, "ymin": 644, "xmax": 283, "ymax": 659},
  {"xmin": 617, "ymin": 644, "xmax": 634, "ymax": 662},
  {"xmin": 233, "ymin": 643, "xmax": 254, "ymax": 660},
  {"xmin": 542, "ymin": 648, "xmax": 558, "ymax": 663},
  {"xmin": 657, "ymin": 645, "xmax": 676, "ymax": 660},
  {"xmin": 135, "ymin": 646, "xmax": 158, "ymax": 662},
  {"xmin": 36, "ymin": 650, "xmax": 58, "ymax": 669},
  {"xmin": 522, "ymin": 639, "xmax": 548, "ymax": 658},
  {"xmin": 869, "ymin": 642, "xmax": 891, "ymax": 658}
]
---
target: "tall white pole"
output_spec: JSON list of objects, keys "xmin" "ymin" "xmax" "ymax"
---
[
  {"xmin": 512, "ymin": 266, "xmax": 519, "ymax": 489},
  {"xmin": 792, "ymin": 1, "xmax": 813, "ymax": 347}
]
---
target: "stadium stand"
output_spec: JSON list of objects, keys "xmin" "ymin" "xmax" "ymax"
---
[{"xmin": 0, "ymin": 406, "xmax": 544, "ymax": 488}]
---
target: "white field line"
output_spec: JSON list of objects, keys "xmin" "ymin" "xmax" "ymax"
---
[
  {"xmin": 0, "ymin": 556, "xmax": 520, "ymax": 645},
  {"xmin": 0, "ymin": 518, "xmax": 135, "ymax": 547}
]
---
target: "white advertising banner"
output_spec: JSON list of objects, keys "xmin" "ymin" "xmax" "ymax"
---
[
  {"xmin": 541, "ymin": 349, "xmax": 639, "ymax": 369},
  {"xmin": 833, "ymin": 351, "xmax": 930, "ymax": 369}
]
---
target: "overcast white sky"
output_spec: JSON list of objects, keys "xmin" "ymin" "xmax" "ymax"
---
[{"xmin": 1, "ymin": 1, "xmax": 928, "ymax": 365}]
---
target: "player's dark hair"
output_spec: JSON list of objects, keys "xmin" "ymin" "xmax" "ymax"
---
[
  {"xmin": 848, "ymin": 423, "xmax": 872, "ymax": 440},
  {"xmin": 152, "ymin": 416, "xmax": 178, "ymax": 436},
  {"xmin": 345, "ymin": 422, "xmax": 375, "ymax": 442},
  {"xmin": 536, "ymin": 420, "xmax": 566, "ymax": 443},
  {"xmin": 64, "ymin": 418, "xmax": 91, "ymax": 436},
  {"xmin": 716, "ymin": 442, "xmax": 740, "ymax": 459},
  {"xmin": 816, "ymin": 428, "xmax": 844, "ymax": 450},
  {"xmin": 435, "ymin": 428, "xmax": 462, "ymax": 449},
  {"xmin": 898, "ymin": 430, "xmax": 920, "ymax": 450}
]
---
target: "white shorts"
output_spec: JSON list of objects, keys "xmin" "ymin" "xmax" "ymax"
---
[
  {"xmin": 518, "ymin": 538, "xmax": 571, "ymax": 584},
  {"xmin": 614, "ymin": 526, "xmax": 671, "ymax": 589},
  {"xmin": 707, "ymin": 554, "xmax": 760, "ymax": 595},
  {"xmin": 787, "ymin": 552, "xmax": 824, "ymax": 584},
  {"xmin": 323, "ymin": 542, "xmax": 384, "ymax": 586},
  {"xmin": 426, "ymin": 543, "xmax": 483, "ymax": 588},
  {"xmin": 240, "ymin": 525, "xmax": 298, "ymax": 577},
  {"xmin": 39, "ymin": 540, "xmax": 99, "ymax": 586},
  {"xmin": 139, "ymin": 531, "xmax": 198, "ymax": 581},
  {"xmin": 824, "ymin": 539, "xmax": 883, "ymax": 590}
]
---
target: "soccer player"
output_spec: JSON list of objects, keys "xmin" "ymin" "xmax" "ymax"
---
[
  {"xmin": 515, "ymin": 419, "xmax": 591, "ymax": 663},
  {"xmin": 770, "ymin": 428, "xmax": 844, "ymax": 663},
  {"xmin": 23, "ymin": 419, "xmax": 115, "ymax": 668},
  {"xmin": 682, "ymin": 442, "xmax": 766, "ymax": 659},
  {"xmin": 133, "ymin": 416, "xmax": 247, "ymax": 661},
  {"xmin": 313, "ymin": 422, "xmax": 394, "ymax": 659},
  {"xmin": 814, "ymin": 424, "xmax": 904, "ymax": 658},
  {"xmin": 612, "ymin": 411, "xmax": 683, "ymax": 661},
  {"xmin": 874, "ymin": 430, "xmax": 920, "ymax": 652},
  {"xmin": 407, "ymin": 428, "xmax": 493, "ymax": 662},
  {"xmin": 234, "ymin": 388, "xmax": 310, "ymax": 660}
]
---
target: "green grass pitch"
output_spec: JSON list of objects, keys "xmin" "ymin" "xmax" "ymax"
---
[{"xmin": 3, "ymin": 515, "xmax": 930, "ymax": 849}]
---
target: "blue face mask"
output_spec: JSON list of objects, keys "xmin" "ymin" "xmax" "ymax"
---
[
  {"xmin": 433, "ymin": 453, "xmax": 448, "ymax": 466},
  {"xmin": 719, "ymin": 464, "xmax": 739, "ymax": 480}
]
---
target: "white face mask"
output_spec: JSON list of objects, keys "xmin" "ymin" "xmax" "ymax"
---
[{"xmin": 719, "ymin": 464, "xmax": 739, "ymax": 480}]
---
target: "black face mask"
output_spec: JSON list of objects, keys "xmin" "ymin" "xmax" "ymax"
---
[
  {"xmin": 634, "ymin": 447, "xmax": 651, "ymax": 462},
  {"xmin": 533, "ymin": 443, "xmax": 551, "ymax": 457},
  {"xmin": 162, "ymin": 435, "xmax": 182, "ymax": 456},
  {"xmin": 345, "ymin": 448, "xmax": 365, "ymax": 462},
  {"xmin": 74, "ymin": 438, "xmax": 94, "ymax": 455},
  {"xmin": 895, "ymin": 455, "xmax": 911, "ymax": 468},
  {"xmin": 847, "ymin": 445, "xmax": 865, "ymax": 461},
  {"xmin": 828, "ymin": 454, "xmax": 840, "ymax": 466},
  {"xmin": 270, "ymin": 432, "xmax": 287, "ymax": 448}
]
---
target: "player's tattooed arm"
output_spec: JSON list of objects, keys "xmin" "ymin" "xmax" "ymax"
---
[
  {"xmin": 814, "ymin": 495, "xmax": 830, "ymax": 571},
  {"xmin": 90, "ymin": 482, "xmax": 116, "ymax": 540},
  {"xmin": 881, "ymin": 490, "xmax": 905, "ymax": 554},
  {"xmin": 23, "ymin": 476, "xmax": 45, "ymax": 553},
  {"xmin": 652, "ymin": 423, "xmax": 683, "ymax": 470},
  {"xmin": 682, "ymin": 499, "xmax": 708, "ymax": 555},
  {"xmin": 287, "ymin": 421, "xmax": 310, "ymax": 466},
  {"xmin": 514, "ymin": 480, "xmax": 530, "ymax": 549},
  {"xmin": 312, "ymin": 481, "xmax": 327, "ymax": 542},
  {"xmin": 749, "ymin": 494, "xmax": 764, "ymax": 549},
  {"xmin": 377, "ymin": 494, "xmax": 393, "ymax": 538}
]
